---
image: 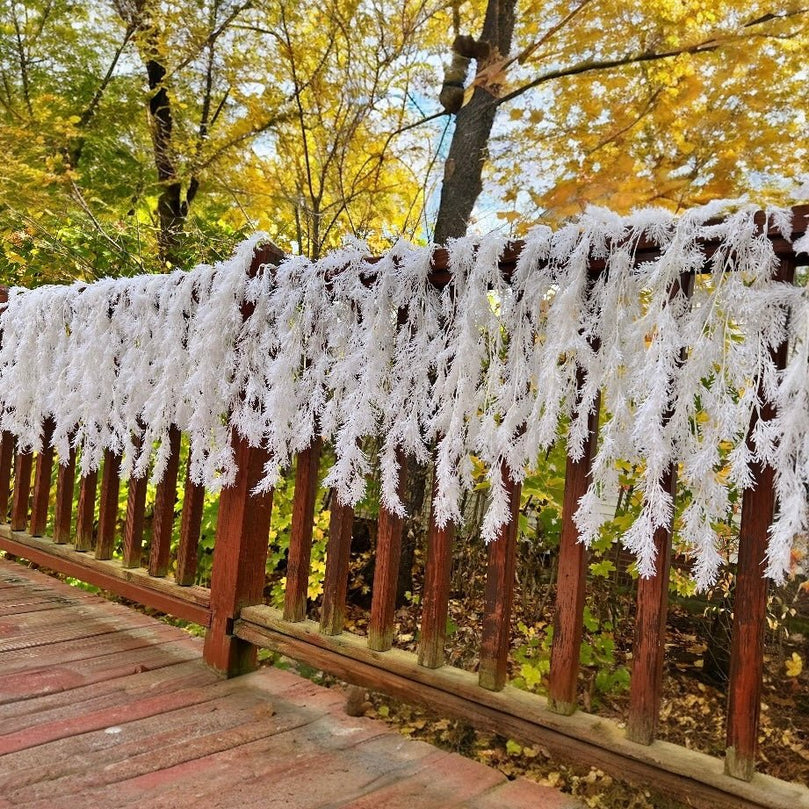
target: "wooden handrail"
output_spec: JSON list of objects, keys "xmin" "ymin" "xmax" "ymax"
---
[{"xmin": 0, "ymin": 211, "xmax": 807, "ymax": 809}]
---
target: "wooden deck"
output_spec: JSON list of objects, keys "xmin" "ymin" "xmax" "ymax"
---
[{"xmin": 0, "ymin": 558, "xmax": 580, "ymax": 808}]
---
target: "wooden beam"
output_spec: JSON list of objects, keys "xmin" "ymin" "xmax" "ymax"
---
[
  {"xmin": 369, "ymin": 449, "xmax": 407, "ymax": 652},
  {"xmin": 29, "ymin": 418, "xmax": 55, "ymax": 537},
  {"xmin": 75, "ymin": 469, "xmax": 98, "ymax": 552},
  {"xmin": 284, "ymin": 439, "xmax": 323, "ymax": 622},
  {"xmin": 418, "ymin": 473, "xmax": 455, "ymax": 669},
  {"xmin": 320, "ymin": 495, "xmax": 354, "ymax": 636},
  {"xmin": 95, "ymin": 450, "xmax": 121, "ymax": 560},
  {"xmin": 478, "ymin": 464, "xmax": 520, "ymax": 691},
  {"xmin": 628, "ymin": 273, "xmax": 694, "ymax": 745},
  {"xmin": 548, "ymin": 390, "xmax": 601, "ymax": 715},
  {"xmin": 0, "ymin": 526, "xmax": 210, "ymax": 625},
  {"xmin": 236, "ymin": 607, "xmax": 809, "ymax": 809},
  {"xmin": 726, "ymin": 258, "xmax": 795, "ymax": 780},
  {"xmin": 122, "ymin": 472, "xmax": 148, "ymax": 569},
  {"xmin": 176, "ymin": 463, "xmax": 205, "ymax": 586},
  {"xmin": 202, "ymin": 431, "xmax": 273, "ymax": 677},
  {"xmin": 53, "ymin": 447, "xmax": 76, "ymax": 544},
  {"xmin": 10, "ymin": 450, "xmax": 33, "ymax": 532},
  {"xmin": 149, "ymin": 425, "xmax": 181, "ymax": 577},
  {"xmin": 0, "ymin": 431, "xmax": 14, "ymax": 522}
]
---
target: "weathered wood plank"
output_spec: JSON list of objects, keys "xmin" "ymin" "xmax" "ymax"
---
[
  {"xmin": 320, "ymin": 495, "xmax": 354, "ymax": 636},
  {"xmin": 369, "ymin": 449, "xmax": 408, "ymax": 652},
  {"xmin": 150, "ymin": 425, "xmax": 182, "ymax": 577},
  {"xmin": 284, "ymin": 438, "xmax": 323, "ymax": 622}
]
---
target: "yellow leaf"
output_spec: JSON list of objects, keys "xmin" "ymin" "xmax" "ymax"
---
[{"xmin": 785, "ymin": 652, "xmax": 803, "ymax": 678}]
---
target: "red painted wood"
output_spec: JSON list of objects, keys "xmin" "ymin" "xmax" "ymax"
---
[
  {"xmin": 53, "ymin": 447, "xmax": 77, "ymax": 543},
  {"xmin": 75, "ymin": 469, "xmax": 98, "ymax": 552},
  {"xmin": 122, "ymin": 473, "xmax": 148, "ymax": 569},
  {"xmin": 369, "ymin": 449, "xmax": 408, "ymax": 652},
  {"xmin": 478, "ymin": 463, "xmax": 521, "ymax": 691},
  {"xmin": 0, "ymin": 538, "xmax": 210, "ymax": 625},
  {"xmin": 176, "ymin": 463, "xmax": 205, "ymax": 586},
  {"xmin": 284, "ymin": 438, "xmax": 323, "ymax": 622},
  {"xmin": 10, "ymin": 450, "xmax": 33, "ymax": 532},
  {"xmin": 150, "ymin": 425, "xmax": 182, "ymax": 577},
  {"xmin": 418, "ymin": 474, "xmax": 455, "ymax": 669},
  {"xmin": 725, "ymin": 259, "xmax": 795, "ymax": 781},
  {"xmin": 320, "ymin": 495, "xmax": 354, "ymax": 636},
  {"xmin": 29, "ymin": 418, "xmax": 55, "ymax": 537},
  {"xmin": 628, "ymin": 274, "xmax": 694, "ymax": 744},
  {"xmin": 95, "ymin": 450, "xmax": 121, "ymax": 560},
  {"xmin": 627, "ymin": 466, "xmax": 676, "ymax": 744},
  {"xmin": 202, "ymin": 431, "xmax": 274, "ymax": 676},
  {"xmin": 0, "ymin": 431, "xmax": 14, "ymax": 522},
  {"xmin": 548, "ymin": 391, "xmax": 601, "ymax": 714}
]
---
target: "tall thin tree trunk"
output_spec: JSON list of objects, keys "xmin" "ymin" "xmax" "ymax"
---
[{"xmin": 433, "ymin": 0, "xmax": 517, "ymax": 243}]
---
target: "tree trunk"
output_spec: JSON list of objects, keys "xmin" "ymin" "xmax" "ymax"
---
[{"xmin": 433, "ymin": 0, "xmax": 517, "ymax": 243}]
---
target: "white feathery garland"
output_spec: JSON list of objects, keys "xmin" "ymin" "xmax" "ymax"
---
[{"xmin": 0, "ymin": 202, "xmax": 807, "ymax": 588}]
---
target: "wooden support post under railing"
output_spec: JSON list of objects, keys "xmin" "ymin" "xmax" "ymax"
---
[
  {"xmin": 284, "ymin": 439, "xmax": 323, "ymax": 622},
  {"xmin": 75, "ymin": 469, "xmax": 98, "ymax": 551},
  {"xmin": 548, "ymin": 390, "xmax": 601, "ymax": 715},
  {"xmin": 176, "ymin": 464, "xmax": 205, "ymax": 586},
  {"xmin": 627, "ymin": 466, "xmax": 676, "ymax": 744},
  {"xmin": 0, "ymin": 431, "xmax": 14, "ymax": 522},
  {"xmin": 418, "ymin": 474, "xmax": 455, "ymax": 669},
  {"xmin": 725, "ymin": 258, "xmax": 794, "ymax": 781},
  {"xmin": 478, "ymin": 463, "xmax": 521, "ymax": 691},
  {"xmin": 203, "ymin": 432, "xmax": 274, "ymax": 677},
  {"xmin": 122, "ymin": 472, "xmax": 148, "ymax": 569},
  {"xmin": 95, "ymin": 450, "xmax": 121, "ymax": 560},
  {"xmin": 369, "ymin": 449, "xmax": 408, "ymax": 652},
  {"xmin": 10, "ymin": 450, "xmax": 33, "ymax": 532},
  {"xmin": 320, "ymin": 495, "xmax": 354, "ymax": 636},
  {"xmin": 627, "ymin": 273, "xmax": 694, "ymax": 745},
  {"xmin": 53, "ymin": 446, "xmax": 76, "ymax": 544},
  {"xmin": 149, "ymin": 425, "xmax": 181, "ymax": 577},
  {"xmin": 29, "ymin": 418, "xmax": 55, "ymax": 537}
]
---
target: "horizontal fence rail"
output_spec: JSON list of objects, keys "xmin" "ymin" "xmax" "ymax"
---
[{"xmin": 0, "ymin": 207, "xmax": 808, "ymax": 809}]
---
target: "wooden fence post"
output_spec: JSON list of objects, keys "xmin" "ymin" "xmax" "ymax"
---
[
  {"xmin": 628, "ymin": 273, "xmax": 694, "ymax": 745},
  {"xmin": 369, "ymin": 448, "xmax": 408, "ymax": 652},
  {"xmin": 725, "ymin": 257, "xmax": 795, "ymax": 781},
  {"xmin": 203, "ymin": 239, "xmax": 283, "ymax": 676},
  {"xmin": 418, "ymin": 472, "xmax": 455, "ymax": 669},
  {"xmin": 284, "ymin": 439, "xmax": 323, "ymax": 622},
  {"xmin": 547, "ymin": 389, "xmax": 600, "ymax": 715},
  {"xmin": 478, "ymin": 463, "xmax": 521, "ymax": 691},
  {"xmin": 203, "ymin": 432, "xmax": 274, "ymax": 677}
]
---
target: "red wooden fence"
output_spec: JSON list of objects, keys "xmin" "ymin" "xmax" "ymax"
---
[{"xmin": 0, "ymin": 208, "xmax": 807, "ymax": 809}]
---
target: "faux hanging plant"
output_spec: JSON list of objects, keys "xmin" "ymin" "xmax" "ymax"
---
[{"xmin": 0, "ymin": 202, "xmax": 807, "ymax": 589}]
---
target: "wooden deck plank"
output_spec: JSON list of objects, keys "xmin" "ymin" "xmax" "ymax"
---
[{"xmin": 0, "ymin": 557, "xmax": 577, "ymax": 809}]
